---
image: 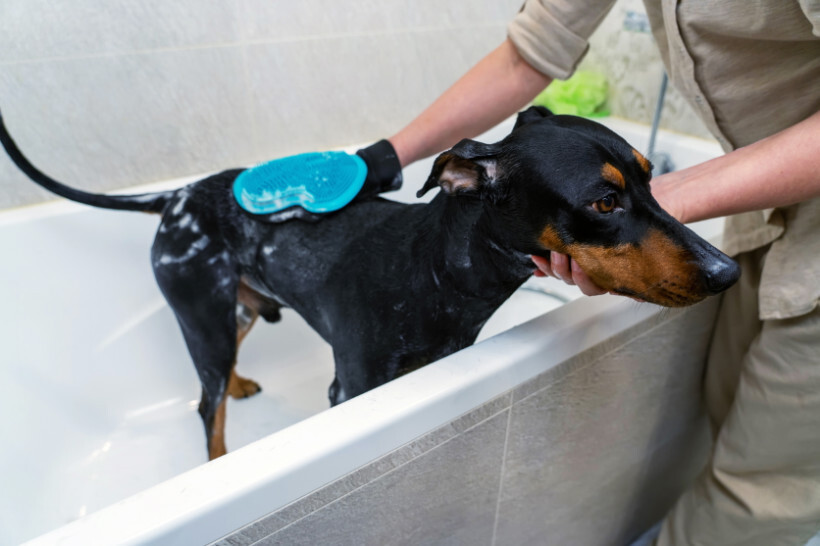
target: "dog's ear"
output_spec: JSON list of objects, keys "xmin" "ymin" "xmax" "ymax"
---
[
  {"xmin": 513, "ymin": 105, "xmax": 553, "ymax": 131},
  {"xmin": 417, "ymin": 139, "xmax": 502, "ymax": 199}
]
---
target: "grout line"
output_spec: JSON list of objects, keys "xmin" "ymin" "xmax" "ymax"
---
[
  {"xmin": 491, "ymin": 400, "xmax": 515, "ymax": 546},
  {"xmin": 0, "ymin": 23, "xmax": 504, "ymax": 67},
  {"xmin": 232, "ymin": 22, "xmax": 504, "ymax": 48},
  {"xmin": 233, "ymin": 0, "xmax": 258, "ymax": 155},
  {"xmin": 0, "ymin": 42, "xmax": 243, "ymax": 67}
]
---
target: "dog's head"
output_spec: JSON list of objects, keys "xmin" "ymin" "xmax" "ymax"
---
[{"xmin": 418, "ymin": 106, "xmax": 739, "ymax": 307}]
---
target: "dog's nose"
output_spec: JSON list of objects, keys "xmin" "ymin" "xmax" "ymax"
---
[{"xmin": 703, "ymin": 255, "xmax": 741, "ymax": 294}]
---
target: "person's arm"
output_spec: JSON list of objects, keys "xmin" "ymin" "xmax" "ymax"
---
[
  {"xmin": 652, "ymin": 109, "xmax": 820, "ymax": 224},
  {"xmin": 388, "ymin": 38, "xmax": 552, "ymax": 168},
  {"xmin": 536, "ymin": 109, "xmax": 820, "ymax": 294}
]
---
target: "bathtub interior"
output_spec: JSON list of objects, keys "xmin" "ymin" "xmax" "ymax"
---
[{"xmin": 0, "ymin": 116, "xmax": 723, "ymax": 545}]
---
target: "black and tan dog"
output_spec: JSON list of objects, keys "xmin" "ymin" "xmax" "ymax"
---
[{"xmin": 0, "ymin": 106, "xmax": 739, "ymax": 459}]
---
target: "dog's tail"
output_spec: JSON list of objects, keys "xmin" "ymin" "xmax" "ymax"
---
[{"xmin": 0, "ymin": 110, "xmax": 173, "ymax": 214}]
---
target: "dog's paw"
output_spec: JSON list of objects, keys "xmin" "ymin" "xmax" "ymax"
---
[{"xmin": 228, "ymin": 372, "xmax": 262, "ymax": 399}]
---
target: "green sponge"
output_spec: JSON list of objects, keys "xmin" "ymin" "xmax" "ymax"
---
[{"xmin": 533, "ymin": 71, "xmax": 610, "ymax": 117}]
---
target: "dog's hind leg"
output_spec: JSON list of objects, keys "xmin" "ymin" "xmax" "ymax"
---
[
  {"xmin": 153, "ymin": 245, "xmax": 241, "ymax": 460},
  {"xmin": 228, "ymin": 281, "xmax": 282, "ymax": 399},
  {"xmin": 229, "ymin": 297, "xmax": 261, "ymax": 399}
]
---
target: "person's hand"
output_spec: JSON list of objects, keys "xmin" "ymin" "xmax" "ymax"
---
[
  {"xmin": 531, "ymin": 253, "xmax": 607, "ymax": 296},
  {"xmin": 355, "ymin": 139, "xmax": 403, "ymax": 200}
]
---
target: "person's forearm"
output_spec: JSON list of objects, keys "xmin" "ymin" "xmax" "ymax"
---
[
  {"xmin": 652, "ymin": 109, "xmax": 820, "ymax": 224},
  {"xmin": 388, "ymin": 38, "xmax": 551, "ymax": 167}
]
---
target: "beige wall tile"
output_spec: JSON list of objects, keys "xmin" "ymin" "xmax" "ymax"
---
[
  {"xmin": 243, "ymin": 26, "xmax": 505, "ymax": 160},
  {"xmin": 581, "ymin": 0, "xmax": 713, "ymax": 139},
  {"xmin": 237, "ymin": 0, "xmax": 519, "ymax": 41},
  {"xmin": 0, "ymin": 47, "xmax": 254, "ymax": 209},
  {"xmin": 0, "ymin": 0, "xmax": 241, "ymax": 62}
]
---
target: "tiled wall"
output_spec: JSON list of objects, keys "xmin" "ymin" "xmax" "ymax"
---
[
  {"xmin": 0, "ymin": 0, "xmax": 519, "ymax": 210},
  {"xmin": 1, "ymin": 0, "xmax": 713, "ymax": 212},
  {"xmin": 214, "ymin": 298, "xmax": 719, "ymax": 546},
  {"xmin": 580, "ymin": 0, "xmax": 712, "ymax": 140}
]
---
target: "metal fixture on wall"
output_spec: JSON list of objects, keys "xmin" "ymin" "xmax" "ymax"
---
[{"xmin": 647, "ymin": 72, "xmax": 675, "ymax": 176}]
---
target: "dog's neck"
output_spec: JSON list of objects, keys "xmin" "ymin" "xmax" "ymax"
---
[{"xmin": 419, "ymin": 192, "xmax": 535, "ymax": 302}]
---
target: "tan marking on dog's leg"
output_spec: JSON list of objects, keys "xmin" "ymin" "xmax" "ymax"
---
[
  {"xmin": 228, "ymin": 367, "xmax": 261, "ymax": 399},
  {"xmin": 208, "ymin": 397, "xmax": 228, "ymax": 460},
  {"xmin": 230, "ymin": 282, "xmax": 263, "ymax": 399},
  {"xmin": 236, "ymin": 305, "xmax": 258, "ymax": 346}
]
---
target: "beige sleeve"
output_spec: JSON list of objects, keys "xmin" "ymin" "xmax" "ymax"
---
[
  {"xmin": 507, "ymin": 0, "xmax": 618, "ymax": 80},
  {"xmin": 797, "ymin": 0, "xmax": 820, "ymax": 36}
]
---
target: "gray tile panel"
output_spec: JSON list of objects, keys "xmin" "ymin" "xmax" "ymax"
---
[
  {"xmin": 261, "ymin": 410, "xmax": 508, "ymax": 546},
  {"xmin": 494, "ymin": 299, "xmax": 720, "ymax": 546},
  {"xmin": 214, "ymin": 392, "xmax": 511, "ymax": 545}
]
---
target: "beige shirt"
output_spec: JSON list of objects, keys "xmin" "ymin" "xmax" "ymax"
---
[{"xmin": 509, "ymin": 0, "xmax": 820, "ymax": 319}]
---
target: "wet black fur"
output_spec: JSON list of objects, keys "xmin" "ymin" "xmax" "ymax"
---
[{"xmin": 0, "ymin": 106, "xmax": 739, "ymax": 456}]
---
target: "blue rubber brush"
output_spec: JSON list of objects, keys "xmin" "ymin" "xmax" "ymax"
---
[{"xmin": 233, "ymin": 151, "xmax": 368, "ymax": 215}]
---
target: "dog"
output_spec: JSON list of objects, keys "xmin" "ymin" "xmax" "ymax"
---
[{"xmin": 0, "ymin": 106, "xmax": 740, "ymax": 459}]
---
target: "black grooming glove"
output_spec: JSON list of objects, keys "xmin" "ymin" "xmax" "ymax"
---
[{"xmin": 355, "ymin": 139, "xmax": 403, "ymax": 200}]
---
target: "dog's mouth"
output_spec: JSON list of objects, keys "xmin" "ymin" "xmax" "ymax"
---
[{"xmin": 607, "ymin": 284, "xmax": 707, "ymax": 307}]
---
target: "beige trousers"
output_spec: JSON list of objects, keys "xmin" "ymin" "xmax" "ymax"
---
[{"xmin": 654, "ymin": 247, "xmax": 820, "ymax": 545}]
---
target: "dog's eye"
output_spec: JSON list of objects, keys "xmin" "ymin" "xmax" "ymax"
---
[{"xmin": 593, "ymin": 195, "xmax": 618, "ymax": 213}]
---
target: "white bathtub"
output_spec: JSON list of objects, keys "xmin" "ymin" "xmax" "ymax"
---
[{"xmin": 2, "ymin": 117, "xmax": 725, "ymax": 545}]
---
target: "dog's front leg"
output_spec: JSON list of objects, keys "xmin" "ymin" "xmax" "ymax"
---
[{"xmin": 328, "ymin": 351, "xmax": 422, "ymax": 407}]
